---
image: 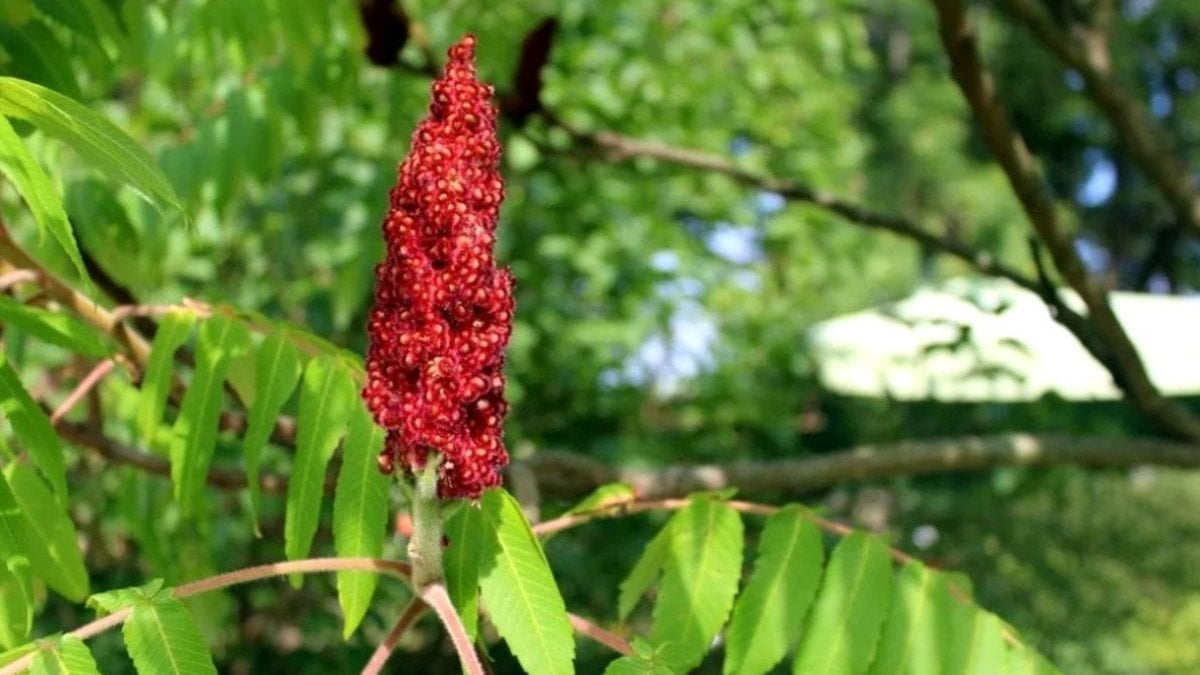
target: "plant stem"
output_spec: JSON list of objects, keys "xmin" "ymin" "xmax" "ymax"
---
[
  {"xmin": 421, "ymin": 582, "xmax": 485, "ymax": 675},
  {"xmin": 360, "ymin": 597, "xmax": 428, "ymax": 675},
  {"xmin": 407, "ymin": 456, "xmax": 445, "ymax": 589},
  {"xmin": 0, "ymin": 557, "xmax": 413, "ymax": 675}
]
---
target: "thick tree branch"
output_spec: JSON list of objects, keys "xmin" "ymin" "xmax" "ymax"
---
[
  {"xmin": 524, "ymin": 433, "xmax": 1200, "ymax": 500},
  {"xmin": 1000, "ymin": 0, "xmax": 1200, "ymax": 240},
  {"xmin": 930, "ymin": 0, "xmax": 1200, "ymax": 442},
  {"xmin": 62, "ymin": 418, "xmax": 1199, "ymax": 501}
]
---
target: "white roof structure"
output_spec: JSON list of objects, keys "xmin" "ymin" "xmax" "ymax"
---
[{"xmin": 808, "ymin": 278, "xmax": 1200, "ymax": 402}]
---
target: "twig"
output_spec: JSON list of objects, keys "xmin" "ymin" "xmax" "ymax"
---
[
  {"xmin": 420, "ymin": 582, "xmax": 485, "ymax": 675},
  {"xmin": 58, "ymin": 419, "xmax": 1200, "ymax": 502},
  {"xmin": 567, "ymin": 613, "xmax": 633, "ymax": 656},
  {"xmin": 0, "ymin": 557, "xmax": 414, "ymax": 675},
  {"xmin": 361, "ymin": 597, "xmax": 429, "ymax": 675},
  {"xmin": 50, "ymin": 359, "xmax": 117, "ymax": 424},
  {"xmin": 929, "ymin": 0, "xmax": 1200, "ymax": 442},
  {"xmin": 549, "ymin": 121, "xmax": 1043, "ymax": 296},
  {"xmin": 0, "ymin": 268, "xmax": 37, "ymax": 291},
  {"xmin": 999, "ymin": 0, "xmax": 1200, "ymax": 240},
  {"xmin": 0, "ymin": 221, "xmax": 152, "ymax": 376}
]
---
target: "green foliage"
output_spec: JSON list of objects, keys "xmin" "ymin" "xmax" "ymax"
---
[
  {"xmin": 0, "ymin": 353, "xmax": 66, "ymax": 498},
  {"xmin": 285, "ymin": 354, "xmax": 356, "ymax": 574},
  {"xmin": 3, "ymin": 463, "xmax": 86, "ymax": 601},
  {"xmin": 28, "ymin": 636, "xmax": 101, "ymax": 675},
  {"xmin": 331, "ymin": 400, "xmax": 388, "ymax": 638},
  {"xmin": 444, "ymin": 502, "xmax": 488, "ymax": 640},
  {"xmin": 648, "ymin": 496, "xmax": 744, "ymax": 671},
  {"xmin": 122, "ymin": 594, "xmax": 217, "ymax": 675},
  {"xmin": 0, "ymin": 113, "xmax": 83, "ymax": 281},
  {"xmin": 479, "ymin": 489, "xmax": 576, "ymax": 675},
  {"xmin": 792, "ymin": 532, "xmax": 893, "ymax": 674},
  {"xmin": 0, "ymin": 78, "xmax": 185, "ymax": 220},
  {"xmin": 724, "ymin": 505, "xmax": 823, "ymax": 675},
  {"xmin": 241, "ymin": 329, "xmax": 302, "ymax": 532},
  {"xmin": 169, "ymin": 314, "xmax": 251, "ymax": 518}
]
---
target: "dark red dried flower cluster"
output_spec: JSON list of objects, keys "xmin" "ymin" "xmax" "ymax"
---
[{"xmin": 363, "ymin": 35, "xmax": 514, "ymax": 500}]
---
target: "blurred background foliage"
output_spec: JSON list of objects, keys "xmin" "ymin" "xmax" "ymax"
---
[{"xmin": 1, "ymin": 0, "xmax": 1199, "ymax": 672}]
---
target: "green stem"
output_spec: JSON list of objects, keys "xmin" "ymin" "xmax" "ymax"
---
[{"xmin": 408, "ymin": 455, "xmax": 445, "ymax": 589}]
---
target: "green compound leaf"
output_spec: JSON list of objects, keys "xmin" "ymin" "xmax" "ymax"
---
[
  {"xmin": 444, "ymin": 501, "xmax": 491, "ymax": 641},
  {"xmin": 648, "ymin": 496, "xmax": 744, "ymax": 672},
  {"xmin": 138, "ymin": 311, "xmax": 195, "ymax": 442},
  {"xmin": 617, "ymin": 522, "xmax": 670, "ymax": 622},
  {"xmin": 0, "ymin": 557, "xmax": 32, "ymax": 649},
  {"xmin": 0, "ymin": 114, "xmax": 85, "ymax": 281},
  {"xmin": 122, "ymin": 595, "xmax": 217, "ymax": 675},
  {"xmin": 242, "ymin": 330, "xmax": 302, "ymax": 534},
  {"xmin": 479, "ymin": 489, "xmax": 575, "ymax": 675},
  {"xmin": 0, "ymin": 296, "xmax": 110, "ymax": 357},
  {"xmin": 169, "ymin": 314, "xmax": 250, "ymax": 518},
  {"xmin": 792, "ymin": 532, "xmax": 893, "ymax": 675},
  {"xmin": 3, "ymin": 463, "xmax": 88, "ymax": 601},
  {"xmin": 29, "ymin": 635, "xmax": 100, "ymax": 675},
  {"xmin": 333, "ymin": 401, "xmax": 388, "ymax": 638},
  {"xmin": 284, "ymin": 355, "xmax": 355, "ymax": 573},
  {"xmin": 0, "ymin": 77, "xmax": 186, "ymax": 218},
  {"xmin": 0, "ymin": 353, "xmax": 67, "ymax": 500},
  {"xmin": 724, "ymin": 505, "xmax": 824, "ymax": 675}
]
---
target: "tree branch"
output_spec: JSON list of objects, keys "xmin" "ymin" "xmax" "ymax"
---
[
  {"xmin": 61, "ymin": 413, "xmax": 1200, "ymax": 503},
  {"xmin": 929, "ymin": 0, "xmax": 1200, "ymax": 441},
  {"xmin": 999, "ymin": 0, "xmax": 1200, "ymax": 240},
  {"xmin": 523, "ymin": 433, "xmax": 1200, "ymax": 501},
  {"xmin": 550, "ymin": 119, "xmax": 1043, "ymax": 296}
]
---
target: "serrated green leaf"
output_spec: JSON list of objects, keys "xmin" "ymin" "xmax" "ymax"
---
[
  {"xmin": 88, "ymin": 579, "xmax": 165, "ymax": 614},
  {"xmin": 0, "ymin": 113, "xmax": 86, "ymax": 281},
  {"xmin": 868, "ymin": 561, "xmax": 948, "ymax": 675},
  {"xmin": 946, "ymin": 602, "xmax": 1008, "ymax": 675},
  {"xmin": 29, "ymin": 635, "xmax": 100, "ymax": 675},
  {"xmin": 0, "ymin": 557, "xmax": 32, "ymax": 649},
  {"xmin": 0, "ymin": 77, "xmax": 186, "ymax": 218},
  {"xmin": 242, "ymin": 330, "xmax": 302, "ymax": 534},
  {"xmin": 333, "ymin": 401, "xmax": 388, "ymax": 638},
  {"xmin": 0, "ymin": 296, "xmax": 110, "ymax": 357},
  {"xmin": 724, "ymin": 505, "xmax": 823, "ymax": 675},
  {"xmin": 649, "ymin": 497, "xmax": 744, "ymax": 672},
  {"xmin": 284, "ymin": 355, "xmax": 354, "ymax": 574},
  {"xmin": 0, "ymin": 352, "xmax": 67, "ymax": 499},
  {"xmin": 122, "ymin": 596, "xmax": 217, "ymax": 675},
  {"xmin": 138, "ymin": 311, "xmax": 195, "ymax": 442},
  {"xmin": 3, "ymin": 463, "xmax": 87, "ymax": 601},
  {"xmin": 170, "ymin": 314, "xmax": 250, "ymax": 518},
  {"xmin": 479, "ymin": 489, "xmax": 575, "ymax": 675},
  {"xmin": 618, "ymin": 522, "xmax": 670, "ymax": 622},
  {"xmin": 444, "ymin": 501, "xmax": 490, "ymax": 641},
  {"xmin": 792, "ymin": 532, "xmax": 893, "ymax": 675}
]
